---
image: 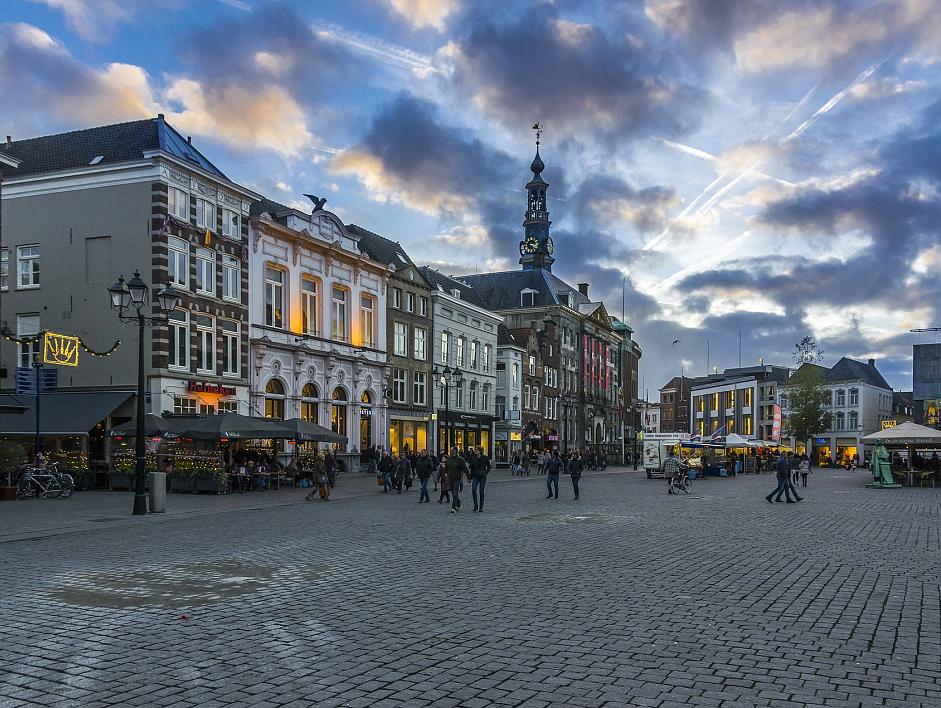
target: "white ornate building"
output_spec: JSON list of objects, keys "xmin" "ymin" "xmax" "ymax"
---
[{"xmin": 248, "ymin": 198, "xmax": 390, "ymax": 454}]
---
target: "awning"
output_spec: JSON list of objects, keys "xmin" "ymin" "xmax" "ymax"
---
[{"xmin": 0, "ymin": 390, "xmax": 134, "ymax": 435}]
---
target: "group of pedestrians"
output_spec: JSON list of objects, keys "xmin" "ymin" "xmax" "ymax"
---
[
  {"xmin": 544, "ymin": 449, "xmax": 584, "ymax": 500},
  {"xmin": 301, "ymin": 450, "xmax": 338, "ymax": 502},
  {"xmin": 511, "ymin": 448, "xmax": 606, "ymax": 476},
  {"xmin": 766, "ymin": 452, "xmax": 807, "ymax": 503}
]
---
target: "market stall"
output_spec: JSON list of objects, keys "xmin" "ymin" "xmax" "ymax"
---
[{"xmin": 861, "ymin": 421, "xmax": 941, "ymax": 488}]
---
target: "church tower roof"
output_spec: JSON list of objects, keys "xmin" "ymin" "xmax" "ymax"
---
[{"xmin": 519, "ymin": 123, "xmax": 554, "ymax": 272}]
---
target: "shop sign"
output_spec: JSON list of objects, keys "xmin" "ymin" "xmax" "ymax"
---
[
  {"xmin": 771, "ymin": 403, "xmax": 782, "ymax": 442},
  {"xmin": 881, "ymin": 420, "xmax": 897, "ymax": 429},
  {"xmin": 815, "ymin": 438, "xmax": 826, "ymax": 444},
  {"xmin": 643, "ymin": 432, "xmax": 691, "ymax": 441},
  {"xmin": 188, "ymin": 381, "xmax": 237, "ymax": 396},
  {"xmin": 494, "ymin": 431, "xmax": 508, "ymax": 441},
  {"xmin": 546, "ymin": 434, "xmax": 559, "ymax": 441},
  {"xmin": 510, "ymin": 432, "xmax": 522, "ymax": 441},
  {"xmin": 43, "ymin": 332, "xmax": 80, "ymax": 367}
]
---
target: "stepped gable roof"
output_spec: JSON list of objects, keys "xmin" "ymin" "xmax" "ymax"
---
[
  {"xmin": 459, "ymin": 269, "xmax": 590, "ymax": 311},
  {"xmin": 826, "ymin": 357, "xmax": 891, "ymax": 389},
  {"xmin": 418, "ymin": 266, "xmax": 486, "ymax": 308},
  {"xmin": 347, "ymin": 223, "xmax": 413, "ymax": 268},
  {"xmin": 497, "ymin": 324, "xmax": 522, "ymax": 347},
  {"xmin": 2, "ymin": 116, "xmax": 227, "ymax": 179}
]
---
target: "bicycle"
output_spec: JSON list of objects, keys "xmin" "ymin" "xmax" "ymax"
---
[
  {"xmin": 668, "ymin": 466, "xmax": 692, "ymax": 495},
  {"xmin": 15, "ymin": 462, "xmax": 75, "ymax": 500}
]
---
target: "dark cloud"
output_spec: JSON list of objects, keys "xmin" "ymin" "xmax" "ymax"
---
[
  {"xmin": 570, "ymin": 175, "xmax": 679, "ymax": 234},
  {"xmin": 447, "ymin": 5, "xmax": 704, "ymax": 143}
]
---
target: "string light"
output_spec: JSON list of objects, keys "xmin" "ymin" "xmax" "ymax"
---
[{"xmin": 1, "ymin": 329, "xmax": 121, "ymax": 358}]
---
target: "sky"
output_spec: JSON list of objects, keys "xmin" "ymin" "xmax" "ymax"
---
[{"xmin": 2, "ymin": 0, "xmax": 940, "ymax": 396}]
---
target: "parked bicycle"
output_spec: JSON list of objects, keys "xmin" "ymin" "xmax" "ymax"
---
[{"xmin": 15, "ymin": 462, "xmax": 75, "ymax": 499}]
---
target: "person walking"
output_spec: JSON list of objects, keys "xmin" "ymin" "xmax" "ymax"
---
[
  {"xmin": 402, "ymin": 454, "xmax": 413, "ymax": 493},
  {"xmin": 470, "ymin": 446, "xmax": 491, "ymax": 512},
  {"xmin": 437, "ymin": 454, "xmax": 451, "ymax": 504},
  {"xmin": 416, "ymin": 450, "xmax": 434, "ymax": 503},
  {"xmin": 445, "ymin": 447, "xmax": 467, "ymax": 513},
  {"xmin": 305, "ymin": 451, "xmax": 325, "ymax": 501},
  {"xmin": 567, "ymin": 450, "xmax": 584, "ymax": 500},
  {"xmin": 734, "ymin": 455, "xmax": 743, "ymax": 478},
  {"xmin": 545, "ymin": 449, "xmax": 563, "ymax": 499},
  {"xmin": 379, "ymin": 452, "xmax": 394, "ymax": 493},
  {"xmin": 766, "ymin": 454, "xmax": 801, "ymax": 503},
  {"xmin": 799, "ymin": 455, "xmax": 811, "ymax": 487}
]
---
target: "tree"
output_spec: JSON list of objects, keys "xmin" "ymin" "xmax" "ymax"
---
[{"xmin": 783, "ymin": 337, "xmax": 830, "ymax": 444}]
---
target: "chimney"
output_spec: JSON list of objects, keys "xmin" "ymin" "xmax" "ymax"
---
[
  {"xmin": 578, "ymin": 282, "xmax": 589, "ymax": 297},
  {"xmin": 157, "ymin": 113, "xmax": 165, "ymax": 120},
  {"xmin": 868, "ymin": 358, "xmax": 876, "ymax": 367},
  {"xmin": 5, "ymin": 135, "xmax": 11, "ymax": 147},
  {"xmin": 187, "ymin": 136, "xmax": 192, "ymax": 144}
]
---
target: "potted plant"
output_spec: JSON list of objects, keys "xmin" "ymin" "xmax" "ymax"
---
[
  {"xmin": 169, "ymin": 470, "xmax": 196, "ymax": 493},
  {"xmin": 0, "ymin": 441, "xmax": 26, "ymax": 501},
  {"xmin": 109, "ymin": 452, "xmax": 155, "ymax": 490}
]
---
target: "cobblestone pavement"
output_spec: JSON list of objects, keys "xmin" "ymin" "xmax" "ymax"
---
[{"xmin": 1, "ymin": 468, "xmax": 939, "ymax": 707}]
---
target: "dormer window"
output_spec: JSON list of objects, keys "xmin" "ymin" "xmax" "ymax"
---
[
  {"xmin": 451, "ymin": 289, "xmax": 461, "ymax": 299},
  {"xmin": 521, "ymin": 288, "xmax": 538, "ymax": 307}
]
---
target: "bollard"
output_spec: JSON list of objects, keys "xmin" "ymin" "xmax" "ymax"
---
[{"xmin": 149, "ymin": 471, "xmax": 166, "ymax": 513}]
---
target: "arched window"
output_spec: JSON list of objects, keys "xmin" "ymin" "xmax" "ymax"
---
[
  {"xmin": 301, "ymin": 382, "xmax": 319, "ymax": 423},
  {"xmin": 359, "ymin": 390, "xmax": 373, "ymax": 451},
  {"xmin": 265, "ymin": 378, "xmax": 285, "ymax": 419},
  {"xmin": 360, "ymin": 390, "xmax": 373, "ymax": 405},
  {"xmin": 331, "ymin": 387, "xmax": 348, "ymax": 438}
]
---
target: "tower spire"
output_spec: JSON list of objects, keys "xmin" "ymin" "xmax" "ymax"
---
[{"xmin": 519, "ymin": 123, "xmax": 554, "ymax": 272}]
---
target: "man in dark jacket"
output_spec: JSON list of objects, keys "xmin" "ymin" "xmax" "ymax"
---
[
  {"xmin": 378, "ymin": 452, "xmax": 394, "ymax": 493},
  {"xmin": 445, "ymin": 447, "xmax": 467, "ymax": 513},
  {"xmin": 567, "ymin": 451, "xmax": 584, "ymax": 500},
  {"xmin": 470, "ymin": 447, "xmax": 491, "ymax": 512},
  {"xmin": 545, "ymin": 450, "xmax": 563, "ymax": 499},
  {"xmin": 416, "ymin": 450, "xmax": 434, "ymax": 503},
  {"xmin": 766, "ymin": 454, "xmax": 801, "ymax": 503}
]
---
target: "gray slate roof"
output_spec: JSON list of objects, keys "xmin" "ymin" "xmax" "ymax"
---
[
  {"xmin": 826, "ymin": 357, "xmax": 891, "ymax": 389},
  {"xmin": 2, "ymin": 116, "xmax": 227, "ymax": 179},
  {"xmin": 418, "ymin": 266, "xmax": 486, "ymax": 308},
  {"xmin": 497, "ymin": 323, "xmax": 522, "ymax": 347},
  {"xmin": 347, "ymin": 224, "xmax": 413, "ymax": 268},
  {"xmin": 458, "ymin": 269, "xmax": 590, "ymax": 311},
  {"xmin": 249, "ymin": 196, "xmax": 294, "ymax": 219}
]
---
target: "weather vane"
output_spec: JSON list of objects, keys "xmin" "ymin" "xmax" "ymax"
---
[{"xmin": 532, "ymin": 122, "xmax": 542, "ymax": 147}]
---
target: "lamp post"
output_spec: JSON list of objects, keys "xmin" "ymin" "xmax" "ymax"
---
[
  {"xmin": 433, "ymin": 365, "xmax": 462, "ymax": 456},
  {"xmin": 108, "ymin": 271, "xmax": 180, "ymax": 515}
]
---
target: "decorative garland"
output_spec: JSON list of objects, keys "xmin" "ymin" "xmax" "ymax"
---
[{"xmin": 1, "ymin": 328, "xmax": 121, "ymax": 358}]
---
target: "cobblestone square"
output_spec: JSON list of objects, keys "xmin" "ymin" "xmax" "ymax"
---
[{"xmin": 1, "ymin": 469, "xmax": 939, "ymax": 707}]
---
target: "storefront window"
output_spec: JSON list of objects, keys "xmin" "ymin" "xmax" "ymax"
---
[
  {"xmin": 264, "ymin": 378, "xmax": 285, "ymax": 419},
  {"xmin": 360, "ymin": 390, "xmax": 373, "ymax": 451},
  {"xmin": 301, "ymin": 383, "xmax": 319, "ymax": 423},
  {"xmin": 331, "ymin": 387, "xmax": 348, "ymax": 439}
]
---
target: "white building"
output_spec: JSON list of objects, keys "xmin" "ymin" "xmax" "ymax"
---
[
  {"xmin": 780, "ymin": 357, "xmax": 893, "ymax": 466},
  {"xmin": 248, "ymin": 198, "xmax": 390, "ymax": 454},
  {"xmin": 494, "ymin": 324, "xmax": 524, "ymax": 465},
  {"xmin": 419, "ymin": 267, "xmax": 501, "ymax": 457},
  {"xmin": 643, "ymin": 401, "xmax": 661, "ymax": 434}
]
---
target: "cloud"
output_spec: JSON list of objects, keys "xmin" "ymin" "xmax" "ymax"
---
[
  {"xmin": 29, "ymin": 0, "xmax": 140, "ymax": 43},
  {"xmin": 0, "ymin": 23, "xmax": 158, "ymax": 129},
  {"xmin": 572, "ymin": 175, "xmax": 680, "ymax": 235},
  {"xmin": 445, "ymin": 5, "xmax": 704, "ymax": 142},
  {"xmin": 386, "ymin": 0, "xmax": 459, "ymax": 31},
  {"xmin": 332, "ymin": 93, "xmax": 515, "ymax": 218}
]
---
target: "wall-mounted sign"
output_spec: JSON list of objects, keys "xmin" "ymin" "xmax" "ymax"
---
[
  {"xmin": 510, "ymin": 432, "xmax": 522, "ymax": 441},
  {"xmin": 43, "ymin": 332, "xmax": 80, "ymax": 367},
  {"xmin": 881, "ymin": 419, "xmax": 897, "ymax": 429},
  {"xmin": 188, "ymin": 381, "xmax": 237, "ymax": 396},
  {"xmin": 546, "ymin": 434, "xmax": 559, "ymax": 441}
]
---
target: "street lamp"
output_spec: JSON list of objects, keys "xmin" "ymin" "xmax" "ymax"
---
[
  {"xmin": 433, "ymin": 365, "xmax": 462, "ymax": 456},
  {"xmin": 108, "ymin": 271, "xmax": 180, "ymax": 515}
]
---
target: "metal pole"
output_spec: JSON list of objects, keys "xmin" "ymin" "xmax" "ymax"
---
[
  {"xmin": 445, "ymin": 381, "xmax": 451, "ymax": 451},
  {"xmin": 133, "ymin": 313, "xmax": 148, "ymax": 515},
  {"xmin": 34, "ymin": 360, "xmax": 41, "ymax": 460}
]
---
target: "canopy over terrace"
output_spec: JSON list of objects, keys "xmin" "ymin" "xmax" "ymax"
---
[{"xmin": 861, "ymin": 421, "xmax": 941, "ymax": 446}]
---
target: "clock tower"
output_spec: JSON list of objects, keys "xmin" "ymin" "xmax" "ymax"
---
[{"xmin": 519, "ymin": 124, "xmax": 555, "ymax": 272}]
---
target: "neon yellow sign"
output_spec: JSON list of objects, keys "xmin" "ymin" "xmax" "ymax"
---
[
  {"xmin": 43, "ymin": 332, "xmax": 80, "ymax": 367},
  {"xmin": 881, "ymin": 420, "xmax": 897, "ymax": 430}
]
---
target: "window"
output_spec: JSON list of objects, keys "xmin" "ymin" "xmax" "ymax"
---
[
  {"xmin": 524, "ymin": 384, "xmax": 531, "ymax": 410},
  {"xmin": 529, "ymin": 355, "xmax": 536, "ymax": 376},
  {"xmin": 221, "ymin": 319, "xmax": 239, "ymax": 376},
  {"xmin": 264, "ymin": 379, "xmax": 285, "ymax": 419},
  {"xmin": 419, "ymin": 296, "xmax": 428, "ymax": 317},
  {"xmin": 483, "ymin": 345, "xmax": 492, "ymax": 373},
  {"xmin": 16, "ymin": 314, "xmax": 40, "ymax": 368},
  {"xmin": 743, "ymin": 388, "xmax": 753, "ymax": 407},
  {"xmin": 835, "ymin": 412, "xmax": 845, "ymax": 430},
  {"xmin": 331, "ymin": 387, "xmax": 348, "ymax": 437},
  {"xmin": 391, "ymin": 288, "xmax": 401, "ymax": 309},
  {"xmin": 360, "ymin": 294, "xmax": 375, "ymax": 347},
  {"xmin": 413, "ymin": 371, "xmax": 426, "ymax": 405},
  {"xmin": 393, "ymin": 368, "xmax": 407, "ymax": 403},
  {"xmin": 195, "ymin": 198, "xmax": 215, "ymax": 229},
  {"xmin": 195, "ymin": 314, "xmax": 215, "ymax": 374},
  {"xmin": 168, "ymin": 237, "xmax": 189, "ymax": 287},
  {"xmin": 470, "ymin": 341, "xmax": 478, "ymax": 369},
  {"xmin": 727, "ymin": 390, "xmax": 735, "ymax": 408},
  {"xmin": 455, "ymin": 381, "xmax": 464, "ymax": 408},
  {"xmin": 218, "ymin": 400, "xmax": 239, "ymax": 414},
  {"xmin": 167, "ymin": 309, "xmax": 188, "ymax": 369},
  {"xmin": 456, "ymin": 337, "xmax": 465, "ymax": 367},
  {"xmin": 168, "ymin": 187, "xmax": 189, "ymax": 219},
  {"xmin": 222, "ymin": 255, "xmax": 240, "ymax": 301},
  {"xmin": 265, "ymin": 267, "xmax": 284, "ymax": 328},
  {"xmin": 195, "ymin": 247, "xmax": 215, "ymax": 294},
  {"xmin": 512, "ymin": 363, "xmax": 519, "ymax": 387},
  {"xmin": 521, "ymin": 289, "xmax": 537, "ymax": 307},
  {"xmin": 174, "ymin": 396, "xmax": 197, "ymax": 415},
  {"xmin": 482, "ymin": 384, "xmax": 490, "ymax": 412},
  {"xmin": 17, "ymin": 245, "xmax": 40, "ymax": 288},
  {"xmin": 295, "ymin": 277, "xmax": 317, "ymax": 335},
  {"xmin": 1, "ymin": 247, "xmax": 7, "ymax": 290},
  {"xmin": 414, "ymin": 326, "xmax": 427, "ymax": 360},
  {"xmin": 222, "ymin": 208, "xmax": 240, "ymax": 239},
  {"xmin": 331, "ymin": 286, "xmax": 348, "ymax": 341},
  {"xmin": 849, "ymin": 411, "xmax": 858, "ymax": 430},
  {"xmin": 405, "ymin": 292, "xmax": 415, "ymax": 312},
  {"xmin": 533, "ymin": 386, "xmax": 539, "ymax": 411},
  {"xmin": 469, "ymin": 380, "xmax": 478, "ymax": 410},
  {"xmin": 836, "ymin": 389, "xmax": 846, "ymax": 406},
  {"xmin": 394, "ymin": 322, "xmax": 408, "ymax": 356},
  {"xmin": 301, "ymin": 383, "xmax": 319, "ymax": 423},
  {"xmin": 496, "ymin": 395, "xmax": 506, "ymax": 419},
  {"xmin": 849, "ymin": 388, "xmax": 859, "ymax": 406},
  {"xmin": 544, "ymin": 366, "xmax": 549, "ymax": 386},
  {"xmin": 441, "ymin": 332, "xmax": 450, "ymax": 363},
  {"xmin": 199, "ymin": 403, "xmax": 216, "ymax": 415}
]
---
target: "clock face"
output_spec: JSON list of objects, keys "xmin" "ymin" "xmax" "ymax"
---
[
  {"xmin": 546, "ymin": 237, "xmax": 554, "ymax": 255},
  {"xmin": 521, "ymin": 235, "xmax": 539, "ymax": 254}
]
